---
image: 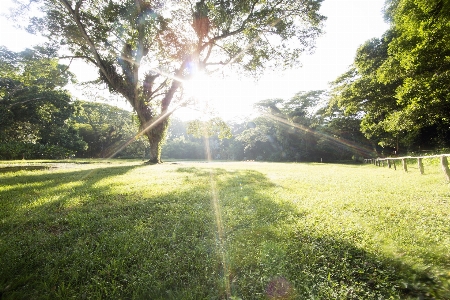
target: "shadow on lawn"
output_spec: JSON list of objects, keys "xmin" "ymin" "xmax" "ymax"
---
[
  {"xmin": 0, "ymin": 164, "xmax": 142, "ymax": 218},
  {"xmin": 0, "ymin": 165, "xmax": 447, "ymax": 299},
  {"xmin": 176, "ymin": 167, "xmax": 447, "ymax": 299},
  {"xmin": 0, "ymin": 165, "xmax": 53, "ymax": 173}
]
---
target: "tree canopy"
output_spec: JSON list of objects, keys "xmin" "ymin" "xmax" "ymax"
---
[
  {"xmin": 329, "ymin": 0, "xmax": 450, "ymax": 153},
  {"xmin": 20, "ymin": 0, "xmax": 326, "ymax": 163}
]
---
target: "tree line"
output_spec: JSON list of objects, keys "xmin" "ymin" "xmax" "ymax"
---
[
  {"xmin": 0, "ymin": 45, "xmax": 369, "ymax": 162},
  {"xmin": 162, "ymin": 92, "xmax": 374, "ymax": 162},
  {"xmin": 0, "ymin": 45, "xmax": 144, "ymax": 159},
  {"xmin": 0, "ymin": 45, "xmax": 370, "ymax": 161}
]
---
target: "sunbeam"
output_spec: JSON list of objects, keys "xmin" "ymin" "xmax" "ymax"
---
[
  {"xmin": 203, "ymin": 124, "xmax": 231, "ymax": 297},
  {"xmin": 262, "ymin": 112, "xmax": 378, "ymax": 158}
]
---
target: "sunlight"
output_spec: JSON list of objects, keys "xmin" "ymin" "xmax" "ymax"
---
[
  {"xmin": 184, "ymin": 71, "xmax": 214, "ymax": 106},
  {"xmin": 176, "ymin": 71, "xmax": 261, "ymax": 121}
]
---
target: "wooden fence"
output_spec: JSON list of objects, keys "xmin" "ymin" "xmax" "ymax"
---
[{"xmin": 364, "ymin": 154, "xmax": 450, "ymax": 182}]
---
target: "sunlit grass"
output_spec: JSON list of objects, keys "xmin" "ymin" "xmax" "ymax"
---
[{"xmin": 0, "ymin": 160, "xmax": 449, "ymax": 299}]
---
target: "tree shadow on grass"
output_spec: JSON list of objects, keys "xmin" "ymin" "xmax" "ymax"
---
[
  {"xmin": 0, "ymin": 165, "xmax": 54, "ymax": 173},
  {"xmin": 176, "ymin": 166, "xmax": 448, "ymax": 299},
  {"xmin": 1, "ymin": 164, "xmax": 225, "ymax": 299},
  {"xmin": 0, "ymin": 165, "xmax": 448, "ymax": 299},
  {"xmin": 0, "ymin": 164, "xmax": 143, "ymax": 225},
  {"xmin": 283, "ymin": 233, "xmax": 448, "ymax": 299}
]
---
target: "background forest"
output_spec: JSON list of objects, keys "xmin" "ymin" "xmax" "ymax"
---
[{"xmin": 1, "ymin": 0, "xmax": 449, "ymax": 161}]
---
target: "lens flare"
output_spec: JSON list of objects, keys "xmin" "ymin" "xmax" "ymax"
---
[
  {"xmin": 262, "ymin": 112, "xmax": 377, "ymax": 158},
  {"xmin": 203, "ymin": 124, "xmax": 231, "ymax": 297}
]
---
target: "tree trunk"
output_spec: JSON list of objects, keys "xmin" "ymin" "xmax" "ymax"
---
[
  {"xmin": 148, "ymin": 137, "xmax": 161, "ymax": 164},
  {"xmin": 144, "ymin": 116, "xmax": 170, "ymax": 164}
]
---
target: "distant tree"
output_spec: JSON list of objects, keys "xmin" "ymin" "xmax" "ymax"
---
[
  {"xmin": 73, "ymin": 101, "xmax": 146, "ymax": 158},
  {"xmin": 161, "ymin": 117, "xmax": 247, "ymax": 160},
  {"xmin": 187, "ymin": 117, "xmax": 232, "ymax": 140},
  {"xmin": 252, "ymin": 91, "xmax": 327, "ymax": 161},
  {"xmin": 236, "ymin": 117, "xmax": 280, "ymax": 160},
  {"xmin": 163, "ymin": 136, "xmax": 205, "ymax": 160},
  {"xmin": 318, "ymin": 113, "xmax": 377, "ymax": 161},
  {"xmin": 22, "ymin": 0, "xmax": 325, "ymax": 163}
]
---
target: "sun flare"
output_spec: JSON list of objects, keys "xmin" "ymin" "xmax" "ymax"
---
[
  {"xmin": 178, "ymin": 71, "xmax": 258, "ymax": 121},
  {"xmin": 184, "ymin": 72, "xmax": 214, "ymax": 103}
]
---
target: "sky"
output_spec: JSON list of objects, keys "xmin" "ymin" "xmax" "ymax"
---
[{"xmin": 0, "ymin": 0, "xmax": 390, "ymax": 121}]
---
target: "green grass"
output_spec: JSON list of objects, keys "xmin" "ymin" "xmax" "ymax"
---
[{"xmin": 0, "ymin": 160, "xmax": 449, "ymax": 299}]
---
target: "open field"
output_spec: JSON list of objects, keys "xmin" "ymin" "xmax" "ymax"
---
[{"xmin": 1, "ymin": 160, "xmax": 449, "ymax": 299}]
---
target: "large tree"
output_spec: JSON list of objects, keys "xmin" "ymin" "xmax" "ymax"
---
[
  {"xmin": 330, "ymin": 0, "xmax": 450, "ymax": 154},
  {"xmin": 380, "ymin": 0, "xmax": 450, "ymax": 150},
  {"xmin": 21, "ymin": 0, "xmax": 325, "ymax": 163},
  {"xmin": 328, "ymin": 34, "xmax": 403, "ymax": 152}
]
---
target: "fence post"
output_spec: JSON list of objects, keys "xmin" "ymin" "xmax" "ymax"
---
[
  {"xmin": 393, "ymin": 160, "xmax": 396, "ymax": 170},
  {"xmin": 388, "ymin": 159, "xmax": 391, "ymax": 169},
  {"xmin": 441, "ymin": 156, "xmax": 450, "ymax": 182},
  {"xmin": 402, "ymin": 158, "xmax": 408, "ymax": 172},
  {"xmin": 418, "ymin": 158, "xmax": 424, "ymax": 174}
]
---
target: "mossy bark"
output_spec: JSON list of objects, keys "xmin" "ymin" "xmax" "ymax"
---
[{"xmin": 145, "ymin": 116, "xmax": 169, "ymax": 164}]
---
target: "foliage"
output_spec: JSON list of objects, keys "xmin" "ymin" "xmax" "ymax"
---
[
  {"xmin": 236, "ymin": 117, "xmax": 282, "ymax": 161},
  {"xmin": 72, "ymin": 101, "xmax": 147, "ymax": 158},
  {"xmin": 0, "ymin": 160, "xmax": 449, "ymax": 298},
  {"xmin": 0, "ymin": 46, "xmax": 86, "ymax": 159},
  {"xmin": 248, "ymin": 91, "xmax": 372, "ymax": 162},
  {"xmin": 328, "ymin": 35, "xmax": 404, "ymax": 152},
  {"xmin": 380, "ymin": 0, "xmax": 450, "ymax": 149},
  {"xmin": 20, "ymin": 0, "xmax": 326, "ymax": 163},
  {"xmin": 329, "ymin": 0, "xmax": 450, "ymax": 154},
  {"xmin": 187, "ymin": 117, "xmax": 232, "ymax": 140},
  {"xmin": 162, "ymin": 118, "xmax": 240, "ymax": 160},
  {"xmin": 318, "ymin": 116, "xmax": 376, "ymax": 161},
  {"xmin": 163, "ymin": 136, "xmax": 206, "ymax": 160}
]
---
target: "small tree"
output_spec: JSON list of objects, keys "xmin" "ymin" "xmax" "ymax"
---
[{"xmin": 21, "ymin": 0, "xmax": 325, "ymax": 163}]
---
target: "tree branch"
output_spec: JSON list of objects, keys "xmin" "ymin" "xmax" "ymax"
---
[
  {"xmin": 148, "ymin": 78, "xmax": 168, "ymax": 100},
  {"xmin": 160, "ymin": 60, "xmax": 189, "ymax": 112},
  {"xmin": 201, "ymin": 27, "xmax": 245, "ymax": 53},
  {"xmin": 134, "ymin": 0, "xmax": 146, "ymax": 83},
  {"xmin": 201, "ymin": 42, "xmax": 214, "ymax": 66},
  {"xmin": 199, "ymin": 0, "xmax": 259, "ymax": 54},
  {"xmin": 58, "ymin": 0, "xmax": 129, "ymax": 99},
  {"xmin": 59, "ymin": 55, "xmax": 96, "ymax": 65}
]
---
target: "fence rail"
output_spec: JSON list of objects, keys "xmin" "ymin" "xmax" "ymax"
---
[{"xmin": 364, "ymin": 154, "xmax": 450, "ymax": 182}]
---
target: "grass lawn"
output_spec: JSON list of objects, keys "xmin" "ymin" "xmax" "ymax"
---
[{"xmin": 0, "ymin": 159, "xmax": 449, "ymax": 299}]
